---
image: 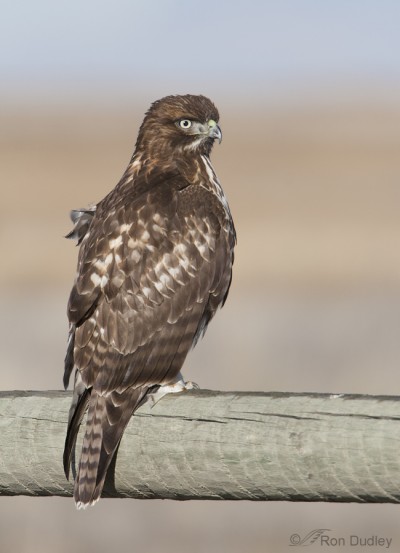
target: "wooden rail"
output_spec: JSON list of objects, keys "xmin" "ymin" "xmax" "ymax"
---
[{"xmin": 0, "ymin": 390, "xmax": 399, "ymax": 502}]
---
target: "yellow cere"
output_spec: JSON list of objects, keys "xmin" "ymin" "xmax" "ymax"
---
[{"xmin": 208, "ymin": 119, "xmax": 217, "ymax": 128}]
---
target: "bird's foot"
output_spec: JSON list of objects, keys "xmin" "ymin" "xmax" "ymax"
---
[{"xmin": 145, "ymin": 373, "xmax": 199, "ymax": 408}]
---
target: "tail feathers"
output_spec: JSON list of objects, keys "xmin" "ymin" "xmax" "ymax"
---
[
  {"xmin": 63, "ymin": 372, "xmax": 90, "ymax": 480},
  {"xmin": 73, "ymin": 387, "xmax": 147, "ymax": 509},
  {"xmin": 63, "ymin": 325, "xmax": 76, "ymax": 390}
]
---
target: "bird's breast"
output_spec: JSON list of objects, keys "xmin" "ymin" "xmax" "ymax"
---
[{"xmin": 199, "ymin": 155, "xmax": 233, "ymax": 222}]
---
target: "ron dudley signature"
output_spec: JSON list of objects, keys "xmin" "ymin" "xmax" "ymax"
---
[{"xmin": 289, "ymin": 529, "xmax": 392, "ymax": 548}]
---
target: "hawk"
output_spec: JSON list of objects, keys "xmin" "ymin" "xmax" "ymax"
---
[{"xmin": 63, "ymin": 94, "xmax": 236, "ymax": 508}]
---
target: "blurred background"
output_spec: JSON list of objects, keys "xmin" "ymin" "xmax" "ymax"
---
[{"xmin": 2, "ymin": 1, "xmax": 400, "ymax": 551}]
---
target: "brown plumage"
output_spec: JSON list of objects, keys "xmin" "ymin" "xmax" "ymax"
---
[{"xmin": 63, "ymin": 94, "xmax": 236, "ymax": 508}]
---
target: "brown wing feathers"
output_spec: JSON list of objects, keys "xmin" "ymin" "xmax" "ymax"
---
[{"xmin": 63, "ymin": 95, "xmax": 235, "ymax": 508}]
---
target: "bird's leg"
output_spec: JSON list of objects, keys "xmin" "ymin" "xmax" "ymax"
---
[{"xmin": 145, "ymin": 372, "xmax": 199, "ymax": 408}]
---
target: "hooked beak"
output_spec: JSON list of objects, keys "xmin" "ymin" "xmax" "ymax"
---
[{"xmin": 208, "ymin": 120, "xmax": 222, "ymax": 144}]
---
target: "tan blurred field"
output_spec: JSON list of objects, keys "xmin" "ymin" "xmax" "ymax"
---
[
  {"xmin": 0, "ymin": 98, "xmax": 400, "ymax": 287},
  {"xmin": 1, "ymin": 97, "xmax": 400, "ymax": 552},
  {"xmin": 2, "ymin": 100, "xmax": 400, "ymax": 289}
]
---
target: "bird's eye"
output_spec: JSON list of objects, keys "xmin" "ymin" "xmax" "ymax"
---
[{"xmin": 179, "ymin": 119, "xmax": 192, "ymax": 129}]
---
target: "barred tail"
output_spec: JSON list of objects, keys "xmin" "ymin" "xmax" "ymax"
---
[{"xmin": 67, "ymin": 386, "xmax": 147, "ymax": 509}]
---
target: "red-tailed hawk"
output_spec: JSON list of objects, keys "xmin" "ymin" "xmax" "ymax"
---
[{"xmin": 63, "ymin": 94, "xmax": 236, "ymax": 508}]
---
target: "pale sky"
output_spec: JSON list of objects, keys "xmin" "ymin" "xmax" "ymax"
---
[{"xmin": 2, "ymin": 1, "xmax": 400, "ymax": 101}]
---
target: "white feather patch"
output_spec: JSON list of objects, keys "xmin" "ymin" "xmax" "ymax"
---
[
  {"xmin": 94, "ymin": 253, "xmax": 113, "ymax": 271},
  {"xmin": 90, "ymin": 273, "xmax": 108, "ymax": 287},
  {"xmin": 120, "ymin": 223, "xmax": 132, "ymax": 233},
  {"xmin": 109, "ymin": 236, "xmax": 123, "ymax": 249}
]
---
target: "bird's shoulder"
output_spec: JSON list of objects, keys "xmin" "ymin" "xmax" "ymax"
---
[
  {"xmin": 67, "ymin": 165, "xmax": 228, "ymax": 325},
  {"xmin": 87, "ymin": 160, "xmax": 228, "ymax": 251}
]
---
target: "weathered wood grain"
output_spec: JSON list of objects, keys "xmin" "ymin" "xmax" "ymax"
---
[{"xmin": 0, "ymin": 390, "xmax": 399, "ymax": 502}]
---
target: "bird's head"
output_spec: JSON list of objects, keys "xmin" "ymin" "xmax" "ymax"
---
[{"xmin": 135, "ymin": 94, "xmax": 222, "ymax": 158}]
